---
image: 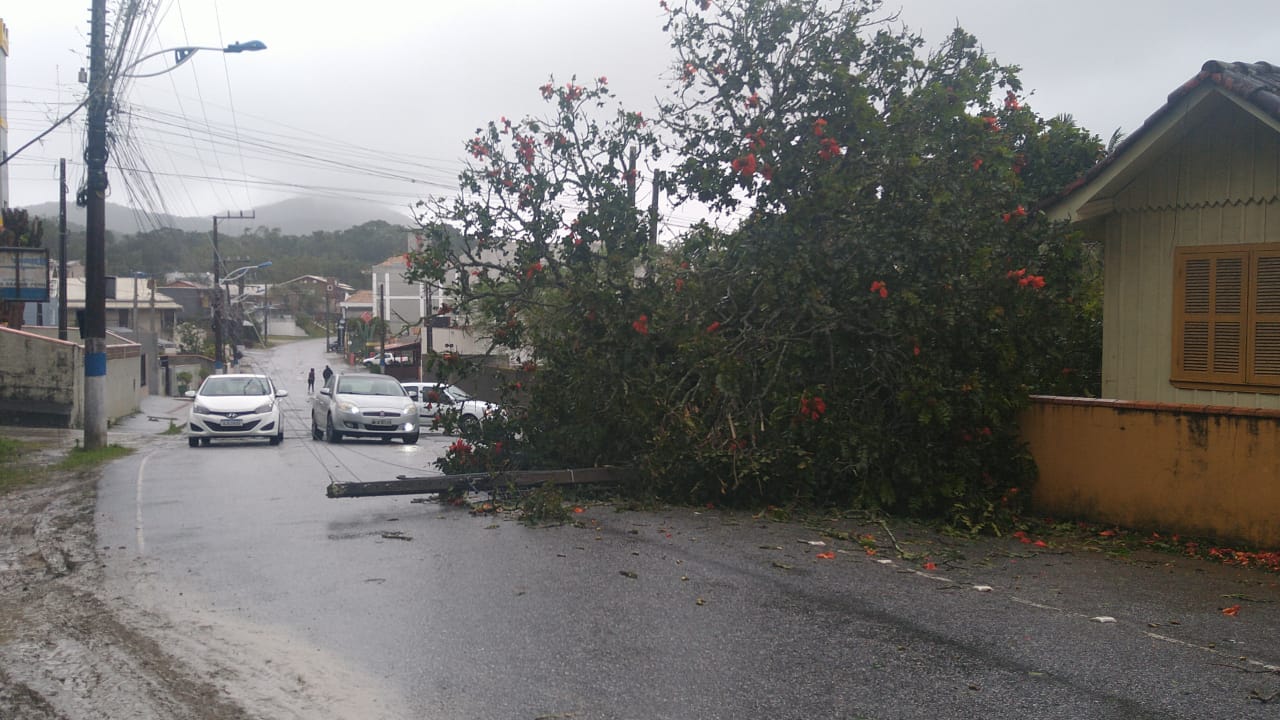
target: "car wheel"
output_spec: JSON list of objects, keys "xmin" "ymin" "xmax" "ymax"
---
[
  {"xmin": 325, "ymin": 415, "xmax": 342, "ymax": 443},
  {"xmin": 188, "ymin": 437, "xmax": 199, "ymax": 448},
  {"xmin": 201, "ymin": 438, "xmax": 211, "ymax": 446},
  {"xmin": 461, "ymin": 415, "xmax": 480, "ymax": 433},
  {"xmin": 311, "ymin": 417, "xmax": 322, "ymax": 441},
  {"xmin": 402, "ymin": 432, "xmax": 419, "ymax": 445},
  {"xmin": 269, "ymin": 431, "xmax": 282, "ymax": 446}
]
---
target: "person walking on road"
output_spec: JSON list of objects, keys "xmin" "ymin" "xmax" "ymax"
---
[
  {"xmin": 322, "ymin": 365, "xmax": 333, "ymax": 384},
  {"xmin": 307, "ymin": 368, "xmax": 316, "ymax": 393}
]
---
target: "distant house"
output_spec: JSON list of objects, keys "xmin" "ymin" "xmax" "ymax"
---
[
  {"xmin": 339, "ymin": 288, "xmax": 374, "ymax": 322},
  {"xmin": 1025, "ymin": 60, "xmax": 1280, "ymax": 547},
  {"xmin": 160, "ymin": 281, "xmax": 212, "ymax": 325},
  {"xmin": 62, "ymin": 277, "xmax": 183, "ymax": 337}
]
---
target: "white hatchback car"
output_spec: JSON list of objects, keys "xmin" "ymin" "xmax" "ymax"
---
[{"xmin": 186, "ymin": 373, "xmax": 288, "ymax": 447}]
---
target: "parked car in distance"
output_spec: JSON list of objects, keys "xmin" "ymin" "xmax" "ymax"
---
[
  {"xmin": 186, "ymin": 373, "xmax": 288, "ymax": 447},
  {"xmin": 400, "ymin": 382, "xmax": 500, "ymax": 432},
  {"xmin": 312, "ymin": 371, "xmax": 419, "ymax": 444},
  {"xmin": 362, "ymin": 352, "xmax": 412, "ymax": 368}
]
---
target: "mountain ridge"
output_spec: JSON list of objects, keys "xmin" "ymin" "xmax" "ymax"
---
[{"xmin": 22, "ymin": 196, "xmax": 417, "ymax": 236}]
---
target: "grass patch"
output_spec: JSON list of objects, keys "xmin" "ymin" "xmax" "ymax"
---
[
  {"xmin": 55, "ymin": 444, "xmax": 133, "ymax": 472},
  {"xmin": 0, "ymin": 436, "xmax": 23, "ymax": 463},
  {"xmin": 162, "ymin": 420, "xmax": 183, "ymax": 435},
  {"xmin": 0, "ymin": 437, "xmax": 44, "ymax": 492}
]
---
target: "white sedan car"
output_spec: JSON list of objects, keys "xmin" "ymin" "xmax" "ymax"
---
[
  {"xmin": 400, "ymin": 382, "xmax": 500, "ymax": 432},
  {"xmin": 186, "ymin": 373, "xmax": 288, "ymax": 447}
]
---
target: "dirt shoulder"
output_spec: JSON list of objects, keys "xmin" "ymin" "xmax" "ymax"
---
[
  {"xmin": 0, "ymin": 428, "xmax": 255, "ymax": 720},
  {"xmin": 0, "ymin": 424, "xmax": 409, "ymax": 720}
]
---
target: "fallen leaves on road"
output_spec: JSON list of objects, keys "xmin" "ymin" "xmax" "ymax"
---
[
  {"xmin": 815, "ymin": 551, "xmax": 836, "ymax": 560},
  {"xmin": 1222, "ymin": 604, "xmax": 1242, "ymax": 617}
]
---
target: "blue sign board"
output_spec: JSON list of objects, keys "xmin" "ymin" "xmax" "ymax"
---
[{"xmin": 0, "ymin": 248, "xmax": 50, "ymax": 302}]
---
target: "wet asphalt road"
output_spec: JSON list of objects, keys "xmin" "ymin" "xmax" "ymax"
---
[{"xmin": 96, "ymin": 339, "xmax": 1280, "ymax": 719}]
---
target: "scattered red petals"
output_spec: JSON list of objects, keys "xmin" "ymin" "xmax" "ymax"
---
[
  {"xmin": 816, "ymin": 551, "xmax": 836, "ymax": 560},
  {"xmin": 1222, "ymin": 604, "xmax": 1241, "ymax": 617},
  {"xmin": 922, "ymin": 561, "xmax": 937, "ymax": 571}
]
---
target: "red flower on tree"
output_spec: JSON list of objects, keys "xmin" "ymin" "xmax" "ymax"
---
[
  {"xmin": 632, "ymin": 314, "xmax": 650, "ymax": 335},
  {"xmin": 869, "ymin": 280, "xmax": 888, "ymax": 298},
  {"xmin": 798, "ymin": 395, "xmax": 827, "ymax": 421},
  {"xmin": 1004, "ymin": 90, "xmax": 1020, "ymax": 110},
  {"xmin": 731, "ymin": 153, "xmax": 758, "ymax": 176},
  {"xmin": 1001, "ymin": 205, "xmax": 1027, "ymax": 223},
  {"xmin": 745, "ymin": 91, "xmax": 760, "ymax": 108},
  {"xmin": 812, "ymin": 118, "xmax": 828, "ymax": 136},
  {"xmin": 705, "ymin": 320, "xmax": 721, "ymax": 334},
  {"xmin": 466, "ymin": 138, "xmax": 490, "ymax": 159},
  {"xmin": 817, "ymin": 137, "xmax": 842, "ymax": 160}
]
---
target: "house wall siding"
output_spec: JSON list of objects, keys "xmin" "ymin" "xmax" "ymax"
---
[{"xmin": 1101, "ymin": 103, "xmax": 1280, "ymax": 408}]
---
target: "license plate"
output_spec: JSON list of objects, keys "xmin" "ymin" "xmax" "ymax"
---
[
  {"xmin": 369, "ymin": 419, "xmax": 394, "ymax": 427},
  {"xmin": 220, "ymin": 418, "xmax": 243, "ymax": 427}
]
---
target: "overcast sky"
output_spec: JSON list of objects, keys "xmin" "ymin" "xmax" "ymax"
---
[{"xmin": 6, "ymin": 1, "xmax": 1280, "ymax": 227}]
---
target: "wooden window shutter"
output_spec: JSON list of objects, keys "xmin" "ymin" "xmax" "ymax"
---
[
  {"xmin": 1249, "ymin": 250, "xmax": 1280, "ymax": 382},
  {"xmin": 1172, "ymin": 248, "xmax": 1247, "ymax": 384}
]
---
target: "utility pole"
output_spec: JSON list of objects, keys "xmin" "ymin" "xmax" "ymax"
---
[
  {"xmin": 649, "ymin": 170, "xmax": 662, "ymax": 247},
  {"xmin": 57, "ymin": 158, "xmax": 67, "ymax": 341},
  {"xmin": 210, "ymin": 210, "xmax": 254, "ymax": 373},
  {"xmin": 378, "ymin": 281, "xmax": 386, "ymax": 371},
  {"xmin": 262, "ymin": 281, "xmax": 269, "ymax": 345},
  {"xmin": 132, "ymin": 274, "xmax": 139, "ymax": 333},
  {"xmin": 83, "ymin": 0, "xmax": 109, "ymax": 449}
]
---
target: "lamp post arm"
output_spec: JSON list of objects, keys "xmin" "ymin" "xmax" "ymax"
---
[
  {"xmin": 121, "ymin": 41, "xmax": 267, "ymax": 79},
  {"xmin": 1, "ymin": 40, "xmax": 265, "ymax": 167}
]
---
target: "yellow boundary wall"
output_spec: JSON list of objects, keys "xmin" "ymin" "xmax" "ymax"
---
[{"xmin": 1021, "ymin": 396, "xmax": 1280, "ymax": 548}]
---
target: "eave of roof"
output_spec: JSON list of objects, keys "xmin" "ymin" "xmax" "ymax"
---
[{"xmin": 1044, "ymin": 60, "xmax": 1280, "ymax": 221}]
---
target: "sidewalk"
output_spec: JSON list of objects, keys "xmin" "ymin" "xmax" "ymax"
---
[{"xmin": 111, "ymin": 394, "xmax": 191, "ymax": 435}]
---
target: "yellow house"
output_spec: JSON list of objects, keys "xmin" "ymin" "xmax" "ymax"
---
[{"xmin": 1026, "ymin": 60, "xmax": 1280, "ymax": 548}]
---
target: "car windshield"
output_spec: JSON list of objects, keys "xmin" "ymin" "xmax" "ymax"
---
[
  {"xmin": 337, "ymin": 377, "xmax": 405, "ymax": 396},
  {"xmin": 446, "ymin": 386, "xmax": 472, "ymax": 401},
  {"xmin": 201, "ymin": 377, "xmax": 270, "ymax": 397}
]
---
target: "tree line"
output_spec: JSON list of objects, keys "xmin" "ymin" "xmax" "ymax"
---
[{"xmin": 28, "ymin": 218, "xmax": 411, "ymax": 289}]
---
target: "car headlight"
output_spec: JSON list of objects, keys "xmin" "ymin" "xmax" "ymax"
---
[
  {"xmin": 253, "ymin": 401, "xmax": 274, "ymax": 414},
  {"xmin": 336, "ymin": 400, "xmax": 359, "ymax": 413},
  {"xmin": 193, "ymin": 402, "xmax": 211, "ymax": 415},
  {"xmin": 403, "ymin": 403, "xmax": 416, "ymax": 415}
]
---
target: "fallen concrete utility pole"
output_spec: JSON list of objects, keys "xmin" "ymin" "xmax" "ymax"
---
[{"xmin": 326, "ymin": 467, "xmax": 629, "ymax": 499}]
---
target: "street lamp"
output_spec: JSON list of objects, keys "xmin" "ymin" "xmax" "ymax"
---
[
  {"xmin": 81, "ymin": 0, "xmax": 266, "ymax": 449},
  {"xmin": 122, "ymin": 40, "xmax": 267, "ymax": 79}
]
